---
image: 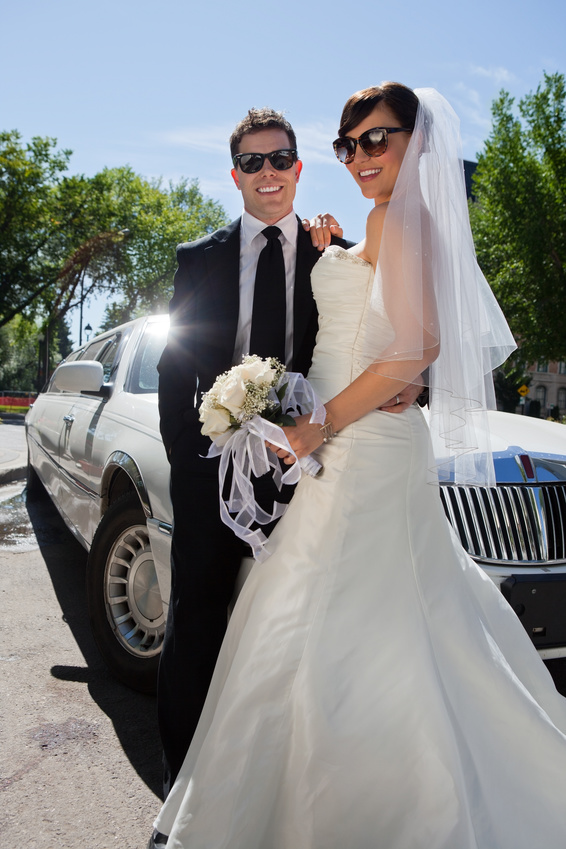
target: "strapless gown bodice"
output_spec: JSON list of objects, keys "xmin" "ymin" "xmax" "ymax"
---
[{"xmin": 306, "ymin": 245, "xmax": 383, "ymax": 400}]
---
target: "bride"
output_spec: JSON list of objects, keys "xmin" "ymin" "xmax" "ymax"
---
[{"xmin": 152, "ymin": 84, "xmax": 566, "ymax": 848}]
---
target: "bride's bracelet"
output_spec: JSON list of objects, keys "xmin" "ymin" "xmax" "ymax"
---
[{"xmin": 320, "ymin": 421, "xmax": 337, "ymax": 443}]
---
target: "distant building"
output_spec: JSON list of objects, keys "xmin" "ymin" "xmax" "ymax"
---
[{"xmin": 525, "ymin": 361, "xmax": 566, "ymax": 419}]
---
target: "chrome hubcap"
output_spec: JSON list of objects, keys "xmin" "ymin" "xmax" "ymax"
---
[{"xmin": 104, "ymin": 524, "xmax": 165, "ymax": 658}]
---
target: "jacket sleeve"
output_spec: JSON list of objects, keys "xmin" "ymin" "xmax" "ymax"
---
[{"xmin": 157, "ymin": 244, "xmax": 201, "ymax": 457}]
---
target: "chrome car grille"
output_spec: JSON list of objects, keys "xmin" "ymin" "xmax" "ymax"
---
[{"xmin": 439, "ymin": 483, "xmax": 566, "ymax": 565}]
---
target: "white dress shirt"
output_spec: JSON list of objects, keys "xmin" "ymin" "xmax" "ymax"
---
[{"xmin": 232, "ymin": 209, "xmax": 298, "ymax": 367}]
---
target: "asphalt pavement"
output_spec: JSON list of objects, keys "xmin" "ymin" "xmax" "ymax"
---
[
  {"xmin": 0, "ymin": 479, "xmax": 163, "ymax": 847},
  {"xmin": 0, "ymin": 413, "xmax": 27, "ymax": 485}
]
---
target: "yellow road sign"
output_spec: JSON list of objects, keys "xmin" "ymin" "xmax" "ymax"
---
[{"xmin": 518, "ymin": 384, "xmax": 529, "ymax": 397}]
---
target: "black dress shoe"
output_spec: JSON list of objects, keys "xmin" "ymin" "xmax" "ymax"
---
[{"xmin": 147, "ymin": 830, "xmax": 168, "ymax": 848}]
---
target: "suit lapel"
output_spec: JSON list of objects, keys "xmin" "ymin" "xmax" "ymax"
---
[
  {"xmin": 293, "ymin": 222, "xmax": 319, "ymax": 362},
  {"xmin": 203, "ymin": 218, "xmax": 241, "ymax": 367}
]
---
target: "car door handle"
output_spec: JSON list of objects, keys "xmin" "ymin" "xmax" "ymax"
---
[{"xmin": 63, "ymin": 414, "xmax": 75, "ymax": 424}]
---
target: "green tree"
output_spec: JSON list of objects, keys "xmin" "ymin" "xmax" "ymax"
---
[
  {"xmin": 0, "ymin": 314, "xmax": 70, "ymax": 391},
  {"xmin": 0, "ymin": 131, "xmax": 72, "ymax": 326},
  {"xmin": 1, "ymin": 132, "xmax": 228, "ymax": 337},
  {"xmin": 97, "ymin": 168, "xmax": 228, "ymax": 327},
  {"xmin": 470, "ymin": 72, "xmax": 566, "ymax": 365},
  {"xmin": 0, "ymin": 131, "xmax": 130, "ymax": 330}
]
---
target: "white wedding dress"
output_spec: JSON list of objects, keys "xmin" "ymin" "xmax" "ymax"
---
[{"xmin": 155, "ymin": 246, "xmax": 566, "ymax": 848}]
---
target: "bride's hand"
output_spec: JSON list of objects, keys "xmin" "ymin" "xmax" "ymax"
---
[
  {"xmin": 302, "ymin": 213, "xmax": 344, "ymax": 250},
  {"xmin": 279, "ymin": 413, "xmax": 323, "ymax": 464},
  {"xmin": 379, "ymin": 381, "xmax": 422, "ymax": 412},
  {"xmin": 265, "ymin": 414, "xmax": 322, "ymax": 464}
]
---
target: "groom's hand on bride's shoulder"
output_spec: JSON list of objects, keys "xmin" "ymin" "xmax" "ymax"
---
[
  {"xmin": 302, "ymin": 213, "xmax": 344, "ymax": 250},
  {"xmin": 379, "ymin": 382, "xmax": 423, "ymax": 413}
]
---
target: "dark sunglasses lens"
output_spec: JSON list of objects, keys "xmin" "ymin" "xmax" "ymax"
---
[
  {"xmin": 237, "ymin": 151, "xmax": 295, "ymax": 173},
  {"xmin": 360, "ymin": 128, "xmax": 387, "ymax": 157},
  {"xmin": 238, "ymin": 154, "xmax": 264, "ymax": 173},
  {"xmin": 333, "ymin": 139, "xmax": 356, "ymax": 164},
  {"xmin": 269, "ymin": 151, "xmax": 295, "ymax": 170}
]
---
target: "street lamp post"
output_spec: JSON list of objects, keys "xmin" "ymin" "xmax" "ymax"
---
[
  {"xmin": 36, "ymin": 332, "xmax": 45, "ymax": 392},
  {"xmin": 79, "ymin": 272, "xmax": 86, "ymax": 346}
]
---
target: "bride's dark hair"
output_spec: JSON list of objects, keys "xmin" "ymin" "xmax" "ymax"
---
[{"xmin": 338, "ymin": 82, "xmax": 419, "ymax": 136}]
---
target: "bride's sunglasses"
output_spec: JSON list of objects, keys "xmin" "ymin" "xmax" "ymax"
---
[
  {"xmin": 332, "ymin": 127, "xmax": 412, "ymax": 164},
  {"xmin": 232, "ymin": 149, "xmax": 298, "ymax": 174}
]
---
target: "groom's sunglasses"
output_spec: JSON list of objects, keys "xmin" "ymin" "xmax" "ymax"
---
[
  {"xmin": 332, "ymin": 127, "xmax": 412, "ymax": 164},
  {"xmin": 232, "ymin": 149, "xmax": 298, "ymax": 174}
]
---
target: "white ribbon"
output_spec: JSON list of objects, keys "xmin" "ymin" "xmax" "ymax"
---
[{"xmin": 205, "ymin": 373, "xmax": 326, "ymax": 562}]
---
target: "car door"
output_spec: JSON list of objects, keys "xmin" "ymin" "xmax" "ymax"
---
[
  {"xmin": 26, "ymin": 349, "xmax": 85, "ymax": 503},
  {"xmin": 57, "ymin": 333, "xmax": 126, "ymax": 543}
]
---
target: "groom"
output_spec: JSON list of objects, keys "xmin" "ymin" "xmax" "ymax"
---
[{"xmin": 154, "ymin": 108, "xmax": 417, "ymax": 840}]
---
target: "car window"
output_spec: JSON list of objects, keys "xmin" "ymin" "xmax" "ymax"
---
[
  {"xmin": 80, "ymin": 332, "xmax": 129, "ymax": 384},
  {"xmin": 97, "ymin": 336, "xmax": 121, "ymax": 383},
  {"xmin": 43, "ymin": 331, "xmax": 132, "ymax": 396},
  {"xmin": 64, "ymin": 349, "xmax": 85, "ymax": 363},
  {"xmin": 127, "ymin": 323, "xmax": 168, "ymax": 394},
  {"xmin": 44, "ymin": 372, "xmax": 62, "ymax": 394},
  {"xmin": 80, "ymin": 337, "xmax": 112, "ymax": 363}
]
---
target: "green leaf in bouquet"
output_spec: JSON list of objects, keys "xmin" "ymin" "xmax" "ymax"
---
[
  {"xmin": 276, "ymin": 414, "xmax": 297, "ymax": 427},
  {"xmin": 262, "ymin": 404, "xmax": 282, "ymax": 423}
]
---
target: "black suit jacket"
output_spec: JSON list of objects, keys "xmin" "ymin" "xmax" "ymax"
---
[{"xmin": 157, "ymin": 216, "xmax": 349, "ymax": 460}]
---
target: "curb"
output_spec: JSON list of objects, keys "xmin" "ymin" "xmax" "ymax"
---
[
  {"xmin": 0, "ymin": 412, "xmax": 26, "ymax": 423},
  {"xmin": 0, "ymin": 466, "xmax": 27, "ymax": 486}
]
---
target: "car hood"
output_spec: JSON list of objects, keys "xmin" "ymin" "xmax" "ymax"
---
[{"xmin": 421, "ymin": 409, "xmax": 566, "ymax": 483}]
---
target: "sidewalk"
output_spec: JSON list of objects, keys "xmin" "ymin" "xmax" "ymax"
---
[{"xmin": 0, "ymin": 413, "xmax": 27, "ymax": 485}]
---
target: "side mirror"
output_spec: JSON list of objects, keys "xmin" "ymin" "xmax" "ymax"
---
[{"xmin": 54, "ymin": 361, "xmax": 108, "ymax": 395}]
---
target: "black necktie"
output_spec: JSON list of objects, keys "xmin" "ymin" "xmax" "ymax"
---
[{"xmin": 249, "ymin": 226, "xmax": 287, "ymax": 364}]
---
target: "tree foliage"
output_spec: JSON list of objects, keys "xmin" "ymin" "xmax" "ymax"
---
[
  {"xmin": 0, "ymin": 131, "xmax": 74, "ymax": 326},
  {"xmin": 469, "ymin": 72, "xmax": 566, "ymax": 365},
  {"xmin": 493, "ymin": 356, "xmax": 531, "ymax": 414},
  {"xmin": 97, "ymin": 169, "xmax": 228, "ymax": 325},
  {"xmin": 0, "ymin": 314, "xmax": 72, "ymax": 391},
  {"xmin": 0, "ymin": 131, "xmax": 228, "ymax": 338}
]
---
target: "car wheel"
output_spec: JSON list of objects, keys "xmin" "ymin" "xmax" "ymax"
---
[{"xmin": 86, "ymin": 491, "xmax": 165, "ymax": 694}]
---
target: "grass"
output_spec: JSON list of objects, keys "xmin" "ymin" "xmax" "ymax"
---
[{"xmin": 0, "ymin": 405, "xmax": 30, "ymax": 414}]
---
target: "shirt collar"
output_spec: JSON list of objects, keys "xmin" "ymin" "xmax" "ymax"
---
[{"xmin": 241, "ymin": 209, "xmax": 298, "ymax": 249}]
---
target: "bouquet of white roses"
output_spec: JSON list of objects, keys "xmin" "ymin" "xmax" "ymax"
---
[
  {"xmin": 199, "ymin": 355, "xmax": 325, "ymax": 561},
  {"xmin": 200, "ymin": 356, "xmax": 293, "ymax": 447}
]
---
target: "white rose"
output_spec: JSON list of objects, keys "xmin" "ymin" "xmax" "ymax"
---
[
  {"xmin": 239, "ymin": 359, "xmax": 276, "ymax": 387},
  {"xmin": 217, "ymin": 372, "xmax": 247, "ymax": 416},
  {"xmin": 200, "ymin": 406, "xmax": 232, "ymax": 442}
]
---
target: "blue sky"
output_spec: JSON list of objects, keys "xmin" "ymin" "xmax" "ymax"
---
[{"xmin": 2, "ymin": 0, "xmax": 564, "ymax": 345}]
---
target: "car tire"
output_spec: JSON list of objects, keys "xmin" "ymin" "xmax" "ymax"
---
[
  {"xmin": 26, "ymin": 457, "xmax": 47, "ymax": 502},
  {"xmin": 86, "ymin": 491, "xmax": 165, "ymax": 694}
]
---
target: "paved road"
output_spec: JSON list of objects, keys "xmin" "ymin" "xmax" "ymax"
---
[
  {"xmin": 0, "ymin": 481, "xmax": 163, "ymax": 848},
  {"xmin": 0, "ymin": 416, "xmax": 27, "ymax": 484}
]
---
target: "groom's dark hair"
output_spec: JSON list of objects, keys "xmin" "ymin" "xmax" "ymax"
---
[{"xmin": 229, "ymin": 108, "xmax": 297, "ymax": 158}]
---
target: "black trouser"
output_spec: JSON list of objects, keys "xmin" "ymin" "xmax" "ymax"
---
[{"xmin": 157, "ymin": 449, "xmax": 294, "ymax": 797}]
